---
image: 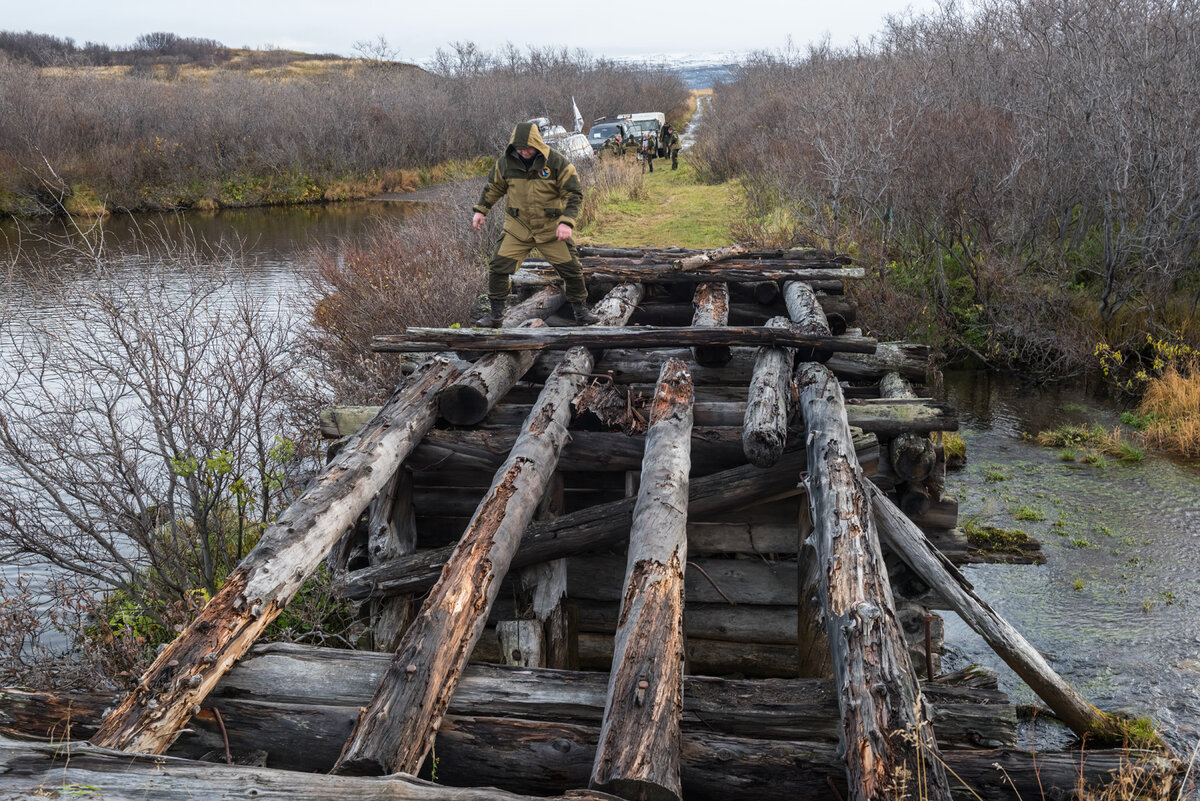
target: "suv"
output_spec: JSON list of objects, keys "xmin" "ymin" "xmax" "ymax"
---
[
  {"xmin": 527, "ymin": 117, "xmax": 594, "ymax": 163},
  {"xmin": 587, "ymin": 120, "xmax": 627, "ymax": 153}
]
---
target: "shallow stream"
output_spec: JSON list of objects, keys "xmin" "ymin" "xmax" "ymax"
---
[{"xmin": 941, "ymin": 371, "xmax": 1200, "ymax": 753}]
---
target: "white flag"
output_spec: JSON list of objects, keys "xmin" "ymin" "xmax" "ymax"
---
[{"xmin": 572, "ymin": 97, "xmax": 584, "ymax": 133}]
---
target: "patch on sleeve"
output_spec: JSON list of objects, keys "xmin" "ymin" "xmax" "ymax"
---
[{"xmin": 539, "ymin": 167, "xmax": 551, "ymax": 178}]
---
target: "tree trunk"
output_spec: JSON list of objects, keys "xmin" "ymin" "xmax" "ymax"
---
[
  {"xmin": 880, "ymin": 372, "xmax": 937, "ymax": 483},
  {"xmin": 591, "ymin": 359, "xmax": 693, "ymax": 801},
  {"xmin": 866, "ymin": 481, "xmax": 1134, "ymax": 746},
  {"xmin": 333, "ymin": 284, "xmax": 644, "ymax": 777},
  {"xmin": 372, "ymin": 325, "xmax": 875, "ymax": 358},
  {"xmin": 743, "ymin": 316, "xmax": 797, "ymax": 468},
  {"xmin": 783, "ymin": 280, "xmax": 834, "ymax": 340},
  {"xmin": 89, "ymin": 357, "xmax": 462, "ymax": 755},
  {"xmin": 796, "ymin": 362, "xmax": 952, "ymax": 801},
  {"xmin": 690, "ymin": 282, "xmax": 733, "ymax": 366}
]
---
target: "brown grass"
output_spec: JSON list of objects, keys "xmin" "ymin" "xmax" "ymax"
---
[{"xmin": 1138, "ymin": 358, "xmax": 1200, "ymax": 458}]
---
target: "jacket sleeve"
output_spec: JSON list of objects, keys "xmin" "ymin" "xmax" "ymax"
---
[
  {"xmin": 556, "ymin": 162, "xmax": 583, "ymax": 229},
  {"xmin": 473, "ymin": 162, "xmax": 508, "ymax": 215}
]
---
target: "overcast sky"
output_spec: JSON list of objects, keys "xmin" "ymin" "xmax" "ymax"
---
[{"xmin": 6, "ymin": 0, "xmax": 947, "ymax": 62}]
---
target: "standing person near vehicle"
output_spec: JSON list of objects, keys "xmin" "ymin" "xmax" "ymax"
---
[
  {"xmin": 602, "ymin": 131, "xmax": 630, "ymax": 160},
  {"xmin": 638, "ymin": 131, "xmax": 657, "ymax": 173},
  {"xmin": 661, "ymin": 122, "xmax": 681, "ymax": 170},
  {"xmin": 471, "ymin": 121, "xmax": 599, "ymax": 327}
]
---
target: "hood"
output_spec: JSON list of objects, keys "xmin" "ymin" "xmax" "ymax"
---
[{"xmin": 506, "ymin": 122, "xmax": 550, "ymax": 161}]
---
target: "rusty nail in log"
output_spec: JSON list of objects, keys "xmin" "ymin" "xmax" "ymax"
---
[
  {"xmin": 924, "ymin": 611, "xmax": 935, "ymax": 680},
  {"xmin": 405, "ymin": 664, "xmax": 417, "ymax": 679}
]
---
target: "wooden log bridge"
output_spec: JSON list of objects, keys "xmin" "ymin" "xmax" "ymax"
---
[{"xmin": 73, "ymin": 244, "xmax": 1154, "ymax": 800}]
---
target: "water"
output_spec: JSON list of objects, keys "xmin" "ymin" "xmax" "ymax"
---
[{"xmin": 941, "ymin": 370, "xmax": 1200, "ymax": 752}]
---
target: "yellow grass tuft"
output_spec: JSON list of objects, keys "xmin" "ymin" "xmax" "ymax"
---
[{"xmin": 1138, "ymin": 358, "xmax": 1200, "ymax": 459}]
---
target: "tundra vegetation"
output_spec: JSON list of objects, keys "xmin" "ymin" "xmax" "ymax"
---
[{"xmin": 0, "ymin": 34, "xmax": 689, "ymax": 216}]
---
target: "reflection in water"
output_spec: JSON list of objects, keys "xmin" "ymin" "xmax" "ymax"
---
[{"xmin": 942, "ymin": 371, "xmax": 1200, "ymax": 751}]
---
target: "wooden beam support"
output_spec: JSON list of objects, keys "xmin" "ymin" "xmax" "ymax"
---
[
  {"xmin": 591, "ymin": 359, "xmax": 693, "ymax": 801},
  {"xmin": 743, "ymin": 316, "xmax": 797, "ymax": 468},
  {"xmin": 690, "ymin": 283, "xmax": 733, "ymax": 366},
  {"xmin": 796, "ymin": 362, "xmax": 952, "ymax": 801}
]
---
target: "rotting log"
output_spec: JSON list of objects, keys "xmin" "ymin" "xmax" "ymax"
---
[
  {"xmin": 530, "ymin": 344, "xmax": 922, "ymax": 386},
  {"xmin": 333, "ymin": 283, "xmax": 644, "ymax": 777},
  {"xmin": 881, "ymin": 372, "xmax": 937, "ymax": 483},
  {"xmin": 866, "ymin": 481, "xmax": 1139, "ymax": 747},
  {"xmin": 690, "ymin": 282, "xmax": 733, "ymax": 366},
  {"xmin": 796, "ymin": 362, "xmax": 952, "ymax": 801},
  {"xmin": 336, "ymin": 434, "xmax": 880, "ymax": 601},
  {"xmin": 782, "ymin": 279, "xmax": 834, "ymax": 342},
  {"xmin": 729, "ymin": 279, "xmax": 780, "ymax": 305},
  {"xmin": 825, "ymin": 342, "xmax": 933, "ymax": 382},
  {"xmin": 743, "ymin": 316, "xmax": 797, "ymax": 468},
  {"xmin": 327, "ymin": 398, "xmax": 951, "ymax": 444},
  {"xmin": 373, "ymin": 325, "xmax": 876, "ymax": 359},
  {"xmin": 426, "ymin": 721, "xmax": 1179, "ymax": 801},
  {"xmin": 503, "ymin": 284, "xmax": 567, "ymax": 325},
  {"xmin": 439, "ymin": 318, "xmax": 545, "ymax": 426},
  {"xmin": 368, "ymin": 467, "xmax": 417, "ymax": 651},
  {"xmin": 1, "ymin": 646, "xmax": 1015, "ymax": 759},
  {"xmin": 511, "ymin": 264, "xmax": 863, "ymax": 286},
  {"xmin": 591, "ymin": 359, "xmax": 693, "ymax": 801},
  {"xmin": 481, "ymin": 397, "xmax": 954, "ymax": 437},
  {"xmin": 89, "ymin": 357, "xmax": 462, "ymax": 755},
  {"xmin": 0, "ymin": 733, "xmax": 619, "ymax": 801}
]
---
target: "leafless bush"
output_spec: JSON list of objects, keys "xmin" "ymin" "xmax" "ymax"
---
[
  {"xmin": 697, "ymin": 0, "xmax": 1200, "ymax": 375},
  {"xmin": 303, "ymin": 182, "xmax": 492, "ymax": 403},
  {"xmin": 0, "ymin": 240, "xmax": 320, "ymax": 614}
]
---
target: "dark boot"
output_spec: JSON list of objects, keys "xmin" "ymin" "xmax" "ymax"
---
[
  {"xmin": 474, "ymin": 298, "xmax": 507, "ymax": 328},
  {"xmin": 570, "ymin": 301, "xmax": 599, "ymax": 325}
]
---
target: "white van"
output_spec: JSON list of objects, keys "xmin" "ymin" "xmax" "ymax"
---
[{"xmin": 617, "ymin": 112, "xmax": 667, "ymax": 155}]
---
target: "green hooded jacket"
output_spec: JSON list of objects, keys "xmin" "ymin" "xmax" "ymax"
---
[{"xmin": 473, "ymin": 122, "xmax": 583, "ymax": 243}]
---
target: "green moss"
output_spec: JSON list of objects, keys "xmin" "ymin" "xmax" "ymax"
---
[
  {"xmin": 1014, "ymin": 505, "xmax": 1046, "ymax": 521},
  {"xmin": 964, "ymin": 519, "xmax": 1032, "ymax": 552}
]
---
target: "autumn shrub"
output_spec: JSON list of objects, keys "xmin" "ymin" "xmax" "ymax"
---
[{"xmin": 304, "ymin": 181, "xmax": 493, "ymax": 403}]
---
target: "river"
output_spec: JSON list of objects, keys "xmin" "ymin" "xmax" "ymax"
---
[{"xmin": 1, "ymin": 202, "xmax": 1198, "ymax": 755}]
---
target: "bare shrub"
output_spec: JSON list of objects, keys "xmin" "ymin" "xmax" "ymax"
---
[
  {"xmin": 303, "ymin": 183, "xmax": 492, "ymax": 403},
  {"xmin": 0, "ymin": 238, "xmax": 325, "ymax": 680}
]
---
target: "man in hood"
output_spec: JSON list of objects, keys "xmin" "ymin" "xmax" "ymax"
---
[{"xmin": 471, "ymin": 122, "xmax": 598, "ymax": 326}]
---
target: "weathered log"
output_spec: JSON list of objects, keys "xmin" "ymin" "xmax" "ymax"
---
[
  {"xmin": 337, "ymin": 435, "xmax": 880, "ymax": 601},
  {"xmin": 328, "ymin": 399, "xmax": 952, "ymax": 443},
  {"xmin": 896, "ymin": 479, "xmax": 932, "ymax": 518},
  {"xmin": 567, "ymin": 555, "xmax": 796, "ymax": 606},
  {"xmin": 0, "ymin": 733, "xmax": 617, "ymax": 801},
  {"xmin": 881, "ymin": 372, "xmax": 937, "ymax": 483},
  {"xmin": 1, "ymin": 651, "xmax": 1017, "ymax": 769},
  {"xmin": 373, "ymin": 325, "xmax": 876, "ymax": 359},
  {"xmin": 796, "ymin": 361, "xmax": 952, "ymax": 801},
  {"xmin": 866, "ymin": 481, "xmax": 1135, "ymax": 746},
  {"xmin": 591, "ymin": 358, "xmax": 693, "ymax": 801},
  {"xmin": 439, "ymin": 318, "xmax": 545, "ymax": 426},
  {"xmin": 743, "ymin": 316, "xmax": 796, "ymax": 468},
  {"xmin": 690, "ymin": 282, "xmax": 733, "ymax": 366},
  {"xmin": 423, "ymin": 721, "xmax": 1176, "ymax": 801},
  {"xmin": 825, "ymin": 342, "xmax": 932, "ymax": 381},
  {"xmin": 504, "ymin": 284, "xmax": 568, "ymax": 325},
  {"xmin": 783, "ymin": 279, "xmax": 834, "ymax": 339},
  {"xmin": 511, "ymin": 474, "xmax": 574, "ymax": 669},
  {"xmin": 368, "ymin": 467, "xmax": 417, "ymax": 651},
  {"xmin": 89, "ymin": 357, "xmax": 462, "ymax": 755},
  {"xmin": 334, "ymin": 283, "xmax": 644, "ymax": 777},
  {"xmin": 511, "ymin": 263, "xmax": 863, "ymax": 286},
  {"xmin": 530, "ymin": 344, "xmax": 923, "ymax": 387}
]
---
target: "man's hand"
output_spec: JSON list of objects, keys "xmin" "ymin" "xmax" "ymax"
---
[
  {"xmin": 472, "ymin": 212, "xmax": 486, "ymax": 230},
  {"xmin": 555, "ymin": 223, "xmax": 572, "ymax": 241}
]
